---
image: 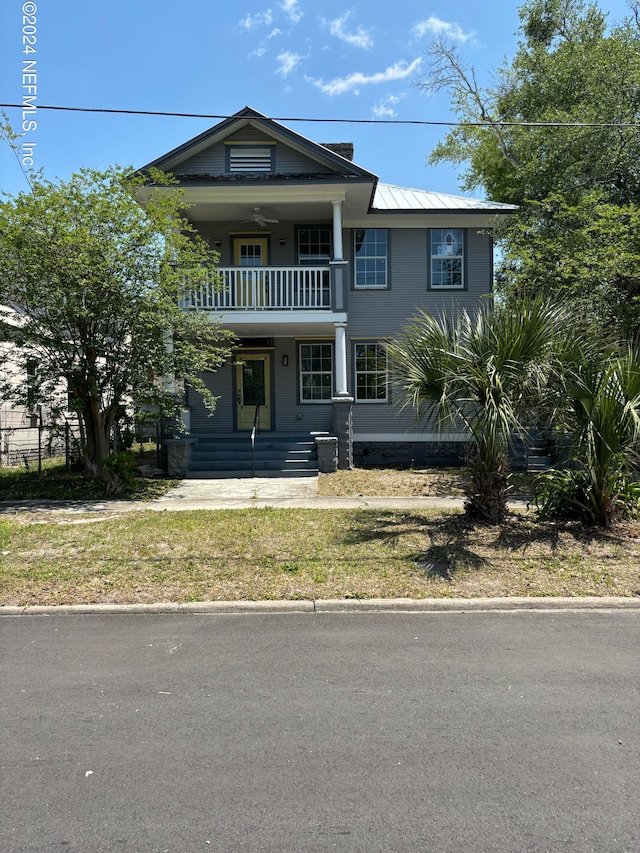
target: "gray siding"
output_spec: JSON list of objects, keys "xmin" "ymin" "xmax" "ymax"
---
[
  {"xmin": 346, "ymin": 227, "xmax": 493, "ymax": 437},
  {"xmin": 187, "ymin": 339, "xmax": 334, "ymax": 436},
  {"xmin": 188, "ymin": 361, "xmax": 235, "ymax": 433},
  {"xmin": 185, "ymin": 227, "xmax": 493, "ymax": 442},
  {"xmin": 275, "ymin": 148, "xmax": 334, "ymax": 174},
  {"xmin": 174, "ymin": 128, "xmax": 335, "ymax": 176},
  {"xmin": 194, "ymin": 219, "xmax": 332, "ymax": 265},
  {"xmin": 347, "ymin": 227, "xmax": 492, "ymax": 338}
]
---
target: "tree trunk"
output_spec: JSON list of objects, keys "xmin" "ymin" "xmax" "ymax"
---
[
  {"xmin": 464, "ymin": 455, "xmax": 510, "ymax": 523},
  {"xmin": 80, "ymin": 398, "xmax": 111, "ymax": 476}
]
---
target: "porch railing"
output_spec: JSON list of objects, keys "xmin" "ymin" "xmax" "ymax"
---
[{"xmin": 180, "ymin": 266, "xmax": 331, "ymax": 311}]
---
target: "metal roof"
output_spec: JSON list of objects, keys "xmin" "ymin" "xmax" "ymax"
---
[{"xmin": 372, "ymin": 182, "xmax": 517, "ymax": 213}]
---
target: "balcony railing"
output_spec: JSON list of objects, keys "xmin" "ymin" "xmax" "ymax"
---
[{"xmin": 180, "ymin": 266, "xmax": 331, "ymax": 311}]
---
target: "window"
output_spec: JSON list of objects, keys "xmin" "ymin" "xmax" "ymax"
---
[
  {"xmin": 354, "ymin": 229, "xmax": 387, "ymax": 288},
  {"xmin": 299, "ymin": 343, "xmax": 333, "ymax": 402},
  {"xmin": 297, "ymin": 227, "xmax": 331, "ymax": 265},
  {"xmin": 430, "ymin": 228, "xmax": 464, "ymax": 289},
  {"xmin": 227, "ymin": 146, "xmax": 274, "ymax": 173},
  {"xmin": 354, "ymin": 342, "xmax": 388, "ymax": 403}
]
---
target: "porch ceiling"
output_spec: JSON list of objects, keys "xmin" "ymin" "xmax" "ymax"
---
[
  {"xmin": 207, "ymin": 310, "xmax": 347, "ymax": 338},
  {"xmin": 179, "ymin": 183, "xmax": 374, "ymax": 223}
]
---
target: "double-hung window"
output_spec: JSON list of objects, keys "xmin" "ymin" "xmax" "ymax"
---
[
  {"xmin": 354, "ymin": 342, "xmax": 388, "ymax": 403},
  {"xmin": 299, "ymin": 343, "xmax": 333, "ymax": 402},
  {"xmin": 354, "ymin": 229, "xmax": 388, "ymax": 288},
  {"xmin": 297, "ymin": 228, "xmax": 331, "ymax": 265},
  {"xmin": 430, "ymin": 228, "xmax": 465, "ymax": 289}
]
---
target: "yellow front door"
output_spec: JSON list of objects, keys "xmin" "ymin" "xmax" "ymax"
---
[
  {"xmin": 233, "ymin": 237, "xmax": 269, "ymax": 307},
  {"xmin": 236, "ymin": 353, "xmax": 271, "ymax": 431}
]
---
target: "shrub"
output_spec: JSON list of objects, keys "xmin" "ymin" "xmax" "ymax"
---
[
  {"xmin": 534, "ymin": 467, "xmax": 640, "ymax": 526},
  {"xmin": 101, "ymin": 451, "xmax": 138, "ymax": 496}
]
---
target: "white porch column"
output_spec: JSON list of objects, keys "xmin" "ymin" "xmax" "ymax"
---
[
  {"xmin": 332, "ymin": 200, "xmax": 344, "ymax": 261},
  {"xmin": 334, "ymin": 321, "xmax": 349, "ymax": 396}
]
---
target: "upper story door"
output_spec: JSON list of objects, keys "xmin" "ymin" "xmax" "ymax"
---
[
  {"xmin": 233, "ymin": 236, "xmax": 269, "ymax": 307},
  {"xmin": 234, "ymin": 236, "xmax": 269, "ymax": 266}
]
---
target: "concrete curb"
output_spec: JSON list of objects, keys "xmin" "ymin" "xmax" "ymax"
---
[{"xmin": 1, "ymin": 596, "xmax": 639, "ymax": 616}]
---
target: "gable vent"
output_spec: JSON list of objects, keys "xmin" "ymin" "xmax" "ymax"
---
[{"xmin": 229, "ymin": 147, "xmax": 273, "ymax": 173}]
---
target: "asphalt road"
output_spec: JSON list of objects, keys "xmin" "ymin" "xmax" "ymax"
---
[{"xmin": 1, "ymin": 611, "xmax": 639, "ymax": 852}]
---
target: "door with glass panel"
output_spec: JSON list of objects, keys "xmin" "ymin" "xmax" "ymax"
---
[
  {"xmin": 233, "ymin": 237, "xmax": 269, "ymax": 307},
  {"xmin": 236, "ymin": 353, "xmax": 271, "ymax": 431}
]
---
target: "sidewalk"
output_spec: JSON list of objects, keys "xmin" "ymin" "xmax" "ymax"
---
[{"xmin": 0, "ymin": 476, "xmax": 531, "ymax": 514}]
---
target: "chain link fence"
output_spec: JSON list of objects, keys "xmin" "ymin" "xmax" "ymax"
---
[
  {"xmin": 0, "ymin": 422, "xmax": 81, "ymax": 470},
  {"xmin": 0, "ymin": 416, "xmax": 165, "ymax": 472}
]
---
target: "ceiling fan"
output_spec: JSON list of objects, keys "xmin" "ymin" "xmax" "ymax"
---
[{"xmin": 241, "ymin": 207, "xmax": 279, "ymax": 227}]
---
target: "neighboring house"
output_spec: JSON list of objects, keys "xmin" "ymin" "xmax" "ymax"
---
[
  {"xmin": 140, "ymin": 106, "xmax": 515, "ymax": 470},
  {"xmin": 0, "ymin": 337, "xmax": 51, "ymax": 466},
  {"xmin": 0, "ymin": 310, "xmax": 76, "ymax": 467}
]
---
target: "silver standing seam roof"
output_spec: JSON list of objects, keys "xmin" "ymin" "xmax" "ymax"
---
[{"xmin": 372, "ymin": 182, "xmax": 517, "ymax": 212}]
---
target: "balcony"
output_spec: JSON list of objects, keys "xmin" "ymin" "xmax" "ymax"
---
[{"xmin": 181, "ymin": 266, "xmax": 331, "ymax": 311}]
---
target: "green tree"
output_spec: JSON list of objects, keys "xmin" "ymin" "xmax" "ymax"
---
[
  {"xmin": 389, "ymin": 299, "xmax": 569, "ymax": 523},
  {"xmin": 498, "ymin": 192, "xmax": 640, "ymax": 335},
  {"xmin": 0, "ymin": 166, "xmax": 234, "ymax": 486},
  {"xmin": 420, "ymin": 0, "xmax": 640, "ymax": 335}
]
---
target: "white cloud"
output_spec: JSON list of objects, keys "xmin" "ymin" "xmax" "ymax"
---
[
  {"xmin": 250, "ymin": 27, "xmax": 283, "ymax": 56},
  {"xmin": 372, "ymin": 94, "xmax": 405, "ymax": 118},
  {"xmin": 277, "ymin": 51, "xmax": 303, "ymax": 76},
  {"xmin": 240, "ymin": 10, "xmax": 274, "ymax": 29},
  {"xmin": 281, "ymin": 0, "xmax": 302, "ymax": 23},
  {"xmin": 307, "ymin": 58, "xmax": 422, "ymax": 96},
  {"xmin": 413, "ymin": 16, "xmax": 475, "ymax": 43},
  {"xmin": 328, "ymin": 13, "xmax": 373, "ymax": 49}
]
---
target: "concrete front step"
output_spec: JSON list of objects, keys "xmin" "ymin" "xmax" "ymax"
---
[
  {"xmin": 187, "ymin": 433, "xmax": 319, "ymax": 476},
  {"xmin": 192, "ymin": 460, "xmax": 319, "ymax": 472},
  {"xmin": 191, "ymin": 452, "xmax": 315, "ymax": 464},
  {"xmin": 184, "ymin": 469, "xmax": 319, "ymax": 479}
]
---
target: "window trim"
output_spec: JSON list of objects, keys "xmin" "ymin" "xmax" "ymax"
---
[
  {"xmin": 298, "ymin": 341, "xmax": 334, "ymax": 404},
  {"xmin": 428, "ymin": 228, "xmax": 467, "ymax": 290},
  {"xmin": 353, "ymin": 341, "xmax": 389, "ymax": 404},
  {"xmin": 352, "ymin": 228, "xmax": 389, "ymax": 290}
]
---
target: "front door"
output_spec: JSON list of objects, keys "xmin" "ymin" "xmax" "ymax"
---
[
  {"xmin": 236, "ymin": 353, "xmax": 272, "ymax": 431},
  {"xmin": 233, "ymin": 236, "xmax": 269, "ymax": 307}
]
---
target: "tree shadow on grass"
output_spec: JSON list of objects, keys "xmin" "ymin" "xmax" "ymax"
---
[
  {"xmin": 340, "ymin": 510, "xmax": 488, "ymax": 581},
  {"xmin": 491, "ymin": 515, "xmax": 629, "ymax": 554},
  {"xmin": 338, "ymin": 509, "xmax": 638, "ymax": 582}
]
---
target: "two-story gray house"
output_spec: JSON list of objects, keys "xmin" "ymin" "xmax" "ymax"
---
[{"xmin": 141, "ymin": 107, "xmax": 515, "ymax": 474}]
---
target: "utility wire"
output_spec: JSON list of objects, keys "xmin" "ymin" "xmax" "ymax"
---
[{"xmin": 1, "ymin": 102, "xmax": 639, "ymax": 128}]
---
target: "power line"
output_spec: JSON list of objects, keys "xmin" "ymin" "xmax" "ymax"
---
[{"xmin": 1, "ymin": 102, "xmax": 639, "ymax": 129}]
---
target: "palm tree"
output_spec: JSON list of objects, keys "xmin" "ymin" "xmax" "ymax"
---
[
  {"xmin": 538, "ymin": 345, "xmax": 640, "ymax": 526},
  {"xmin": 389, "ymin": 299, "xmax": 568, "ymax": 523}
]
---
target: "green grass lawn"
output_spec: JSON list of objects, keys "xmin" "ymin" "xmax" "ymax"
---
[
  {"xmin": 1, "ymin": 463, "xmax": 638, "ymax": 607},
  {"xmin": 1, "ymin": 508, "xmax": 639, "ymax": 606},
  {"xmin": 0, "ymin": 454, "xmax": 175, "ymax": 501}
]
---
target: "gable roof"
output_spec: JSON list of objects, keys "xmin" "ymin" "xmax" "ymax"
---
[
  {"xmin": 140, "ymin": 106, "xmax": 377, "ymax": 182},
  {"xmin": 139, "ymin": 108, "xmax": 516, "ymax": 218}
]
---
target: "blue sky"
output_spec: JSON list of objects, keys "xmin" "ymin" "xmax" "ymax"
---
[{"xmin": 0, "ymin": 0, "xmax": 633, "ymax": 200}]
